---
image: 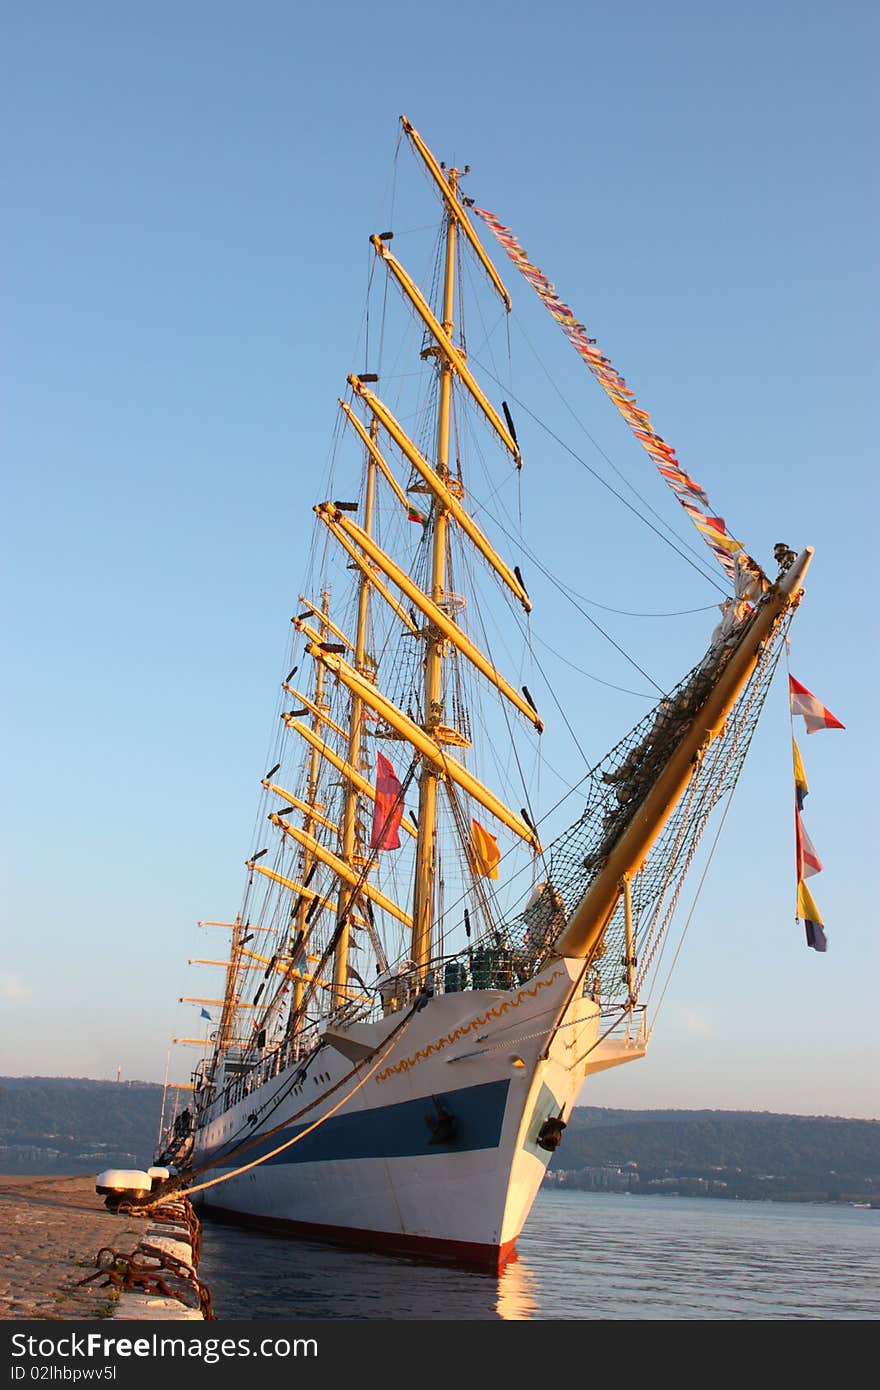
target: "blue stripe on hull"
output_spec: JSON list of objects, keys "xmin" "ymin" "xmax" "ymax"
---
[{"xmin": 199, "ymin": 1077, "xmax": 511, "ymax": 1167}]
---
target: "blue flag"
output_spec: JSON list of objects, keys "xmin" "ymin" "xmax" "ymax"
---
[{"xmin": 200, "ymin": 1008, "xmax": 213, "ymax": 1021}]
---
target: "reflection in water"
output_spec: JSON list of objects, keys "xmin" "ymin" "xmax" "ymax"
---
[
  {"xmin": 198, "ymin": 1215, "xmax": 540, "ymax": 1320},
  {"xmin": 198, "ymin": 1191, "xmax": 880, "ymax": 1321},
  {"xmin": 494, "ymin": 1253, "xmax": 540, "ymax": 1320},
  {"xmin": 199, "ymin": 1217, "xmax": 512, "ymax": 1319}
]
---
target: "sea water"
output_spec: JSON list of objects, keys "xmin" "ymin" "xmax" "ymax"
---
[{"xmin": 197, "ymin": 1189, "xmax": 880, "ymax": 1320}]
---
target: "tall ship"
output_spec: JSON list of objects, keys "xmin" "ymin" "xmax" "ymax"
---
[{"xmin": 158, "ymin": 117, "xmax": 819, "ymax": 1269}]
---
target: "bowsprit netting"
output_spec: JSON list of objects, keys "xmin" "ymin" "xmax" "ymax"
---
[{"xmin": 479, "ymin": 614, "xmax": 790, "ymax": 999}]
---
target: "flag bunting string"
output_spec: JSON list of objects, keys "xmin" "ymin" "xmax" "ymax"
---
[
  {"xmin": 788, "ymin": 674, "xmax": 844, "ymax": 952},
  {"xmin": 470, "ymin": 203, "xmax": 759, "ymax": 586}
]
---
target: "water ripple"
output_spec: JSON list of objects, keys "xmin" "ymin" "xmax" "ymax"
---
[{"xmin": 197, "ymin": 1191, "xmax": 880, "ymax": 1321}]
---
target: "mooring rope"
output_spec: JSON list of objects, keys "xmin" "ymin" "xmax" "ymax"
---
[{"xmin": 149, "ymin": 997, "xmax": 421, "ymax": 1207}]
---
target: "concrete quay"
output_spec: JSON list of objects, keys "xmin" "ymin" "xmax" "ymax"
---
[{"xmin": 0, "ymin": 1175, "xmax": 208, "ymax": 1321}]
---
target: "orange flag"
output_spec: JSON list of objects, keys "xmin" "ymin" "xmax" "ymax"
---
[{"xmin": 470, "ymin": 819, "xmax": 501, "ymax": 879}]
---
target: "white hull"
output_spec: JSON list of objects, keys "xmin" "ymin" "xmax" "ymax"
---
[{"xmin": 190, "ymin": 959, "xmax": 645, "ymax": 1267}]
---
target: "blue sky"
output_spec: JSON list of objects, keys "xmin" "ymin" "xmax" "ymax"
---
[{"xmin": 3, "ymin": 1, "xmax": 877, "ymax": 1119}]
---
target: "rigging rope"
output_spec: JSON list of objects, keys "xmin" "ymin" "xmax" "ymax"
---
[
  {"xmin": 471, "ymin": 205, "xmax": 755, "ymax": 587},
  {"xmin": 645, "ymin": 772, "xmax": 742, "ymax": 1031},
  {"xmin": 470, "ymin": 353, "xmax": 731, "ymax": 598},
  {"xmin": 510, "ymin": 312, "xmax": 730, "ymax": 588},
  {"xmin": 454, "ymin": 392, "xmax": 668, "ymax": 694}
]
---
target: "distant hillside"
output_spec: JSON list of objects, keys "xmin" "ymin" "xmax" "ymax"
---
[
  {"xmin": 548, "ymin": 1107, "xmax": 880, "ymax": 1204},
  {"xmin": 0, "ymin": 1077, "xmax": 164, "ymax": 1174},
  {"xmin": 1, "ymin": 1079, "xmax": 878, "ymax": 1205}
]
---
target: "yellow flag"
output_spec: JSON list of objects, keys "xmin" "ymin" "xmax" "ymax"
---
[
  {"xmin": 792, "ymin": 738, "xmax": 809, "ymax": 808},
  {"xmin": 796, "ymin": 879, "xmax": 823, "ymax": 925},
  {"xmin": 470, "ymin": 819, "xmax": 501, "ymax": 879}
]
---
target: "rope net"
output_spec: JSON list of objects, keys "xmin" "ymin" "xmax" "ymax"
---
[{"xmin": 457, "ymin": 612, "xmax": 790, "ymax": 1001}]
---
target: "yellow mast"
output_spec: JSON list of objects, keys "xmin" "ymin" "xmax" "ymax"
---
[
  {"xmin": 259, "ymin": 121, "xmax": 526, "ymax": 1016},
  {"xmin": 411, "ymin": 166, "xmax": 459, "ymax": 984},
  {"xmin": 279, "ymin": 720, "xmax": 417, "ymax": 840},
  {"xmin": 349, "ymin": 378, "xmax": 530, "ymax": 611},
  {"xmin": 217, "ymin": 915, "xmax": 242, "ymax": 1053},
  {"xmin": 283, "ymin": 590, "xmax": 331, "ymax": 1041},
  {"xmin": 270, "ymin": 814, "xmax": 413, "ymax": 927},
  {"xmin": 191, "ymin": 916, "xmax": 255, "ymax": 1064},
  {"xmin": 369, "ymin": 235, "xmax": 520, "ymax": 465},
  {"xmin": 302, "ymin": 643, "xmax": 540, "ymax": 848},
  {"xmin": 332, "ymin": 424, "xmax": 378, "ymax": 1006},
  {"xmin": 555, "ymin": 548, "xmax": 813, "ymax": 963},
  {"xmin": 316, "ymin": 504, "xmax": 543, "ymax": 731},
  {"xmin": 400, "ymin": 117, "xmax": 511, "ymax": 310}
]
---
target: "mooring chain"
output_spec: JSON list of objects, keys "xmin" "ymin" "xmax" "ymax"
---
[
  {"xmin": 77, "ymin": 1243, "xmax": 214, "ymax": 1318},
  {"xmin": 146, "ymin": 1199, "xmax": 203, "ymax": 1263},
  {"xmin": 80, "ymin": 1194, "xmax": 212, "ymax": 1318},
  {"xmin": 109, "ymin": 1196, "xmax": 203, "ymax": 1261}
]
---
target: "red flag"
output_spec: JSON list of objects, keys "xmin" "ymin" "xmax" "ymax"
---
[
  {"xmin": 370, "ymin": 753, "xmax": 403, "ymax": 850},
  {"xmin": 789, "ymin": 676, "xmax": 845, "ymax": 734},
  {"xmin": 795, "ymin": 808, "xmax": 823, "ymax": 881}
]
